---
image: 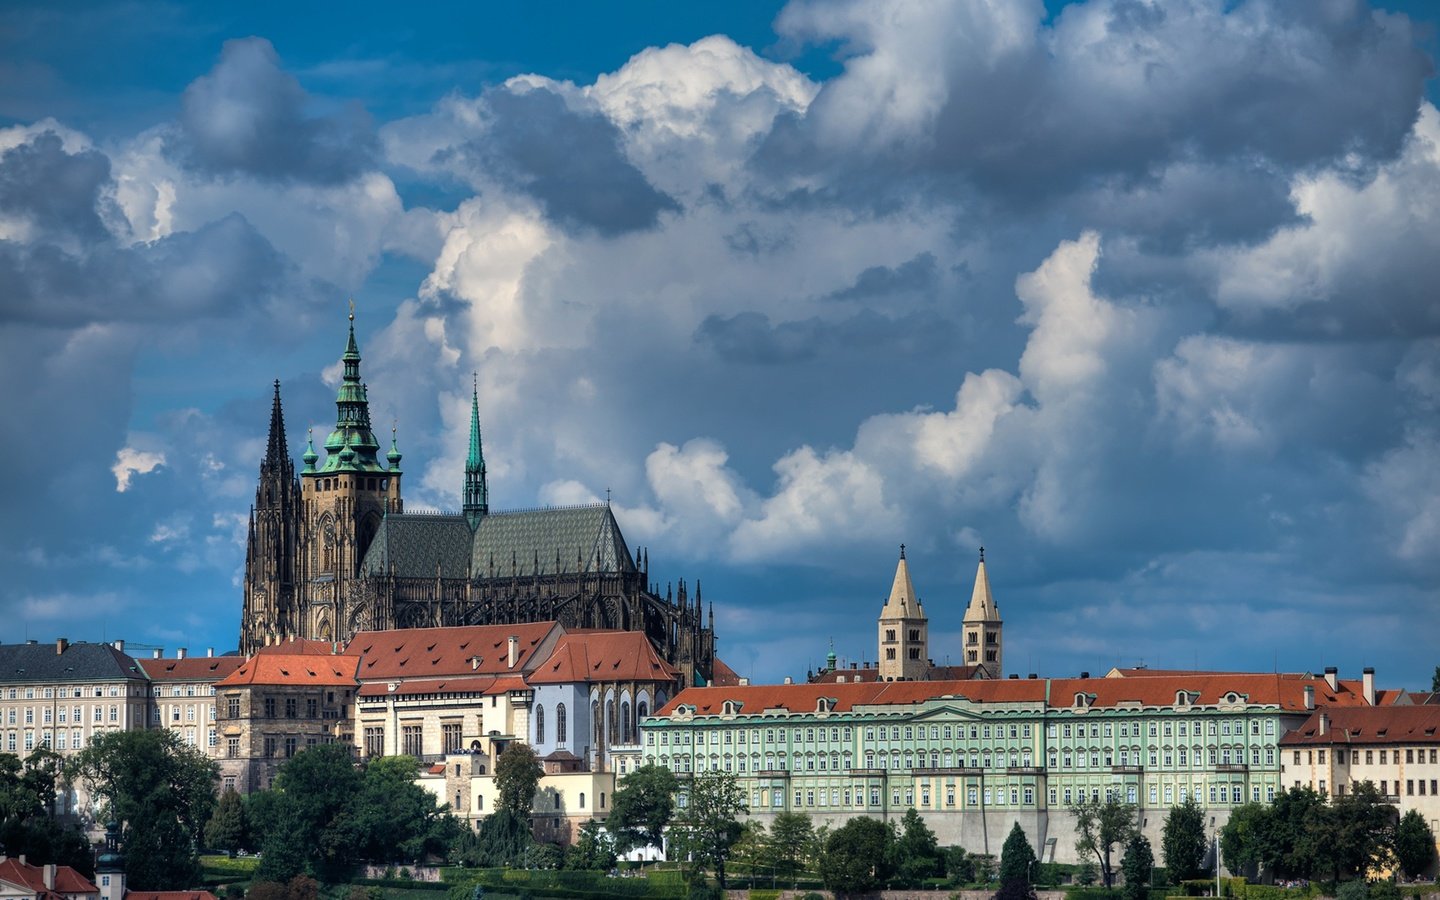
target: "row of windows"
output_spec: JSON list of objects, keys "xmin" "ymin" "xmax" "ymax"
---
[
  {"xmin": 1050, "ymin": 746, "xmax": 1275, "ymax": 769},
  {"xmin": 3, "ymin": 685, "xmax": 131, "ymax": 699},
  {"xmin": 151, "ymin": 685, "xmax": 217, "ymax": 697},
  {"xmin": 1049, "ymin": 719, "xmax": 1274, "ymax": 739},
  {"xmin": 1297, "ymin": 747, "xmax": 1440, "ymax": 766},
  {"xmin": 313, "ymin": 475, "xmax": 388, "ymax": 492},
  {"xmin": 4, "ymin": 705, "xmax": 123, "ymax": 725}
]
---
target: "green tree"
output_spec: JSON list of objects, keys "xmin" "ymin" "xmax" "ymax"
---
[
  {"xmin": 1320, "ymin": 780, "xmax": 1396, "ymax": 880},
  {"xmin": 670, "ymin": 771, "xmax": 747, "ymax": 889},
  {"xmin": 768, "ymin": 812, "xmax": 815, "ymax": 884},
  {"xmin": 1394, "ymin": 808, "xmax": 1437, "ymax": 880},
  {"xmin": 999, "ymin": 822, "xmax": 1037, "ymax": 885},
  {"xmin": 730, "ymin": 820, "xmax": 767, "ymax": 883},
  {"xmin": 494, "ymin": 743, "xmax": 542, "ymax": 815},
  {"xmin": 253, "ymin": 743, "xmax": 363, "ymax": 883},
  {"xmin": 822, "ymin": 817, "xmax": 893, "ymax": 897},
  {"xmin": 892, "ymin": 808, "xmax": 943, "ymax": 885},
  {"xmin": 353, "ymin": 755, "xmax": 458, "ymax": 864},
  {"xmin": 1220, "ymin": 801, "xmax": 1274, "ymax": 876},
  {"xmin": 564, "ymin": 819, "xmax": 616, "ymax": 870},
  {"xmin": 0, "ymin": 750, "xmax": 91, "ymax": 875},
  {"xmin": 607, "ymin": 763, "xmax": 678, "ymax": 851},
  {"xmin": 1072, "ymin": 796, "xmax": 1138, "ymax": 888},
  {"xmin": 461, "ymin": 808, "xmax": 533, "ymax": 867},
  {"xmin": 944, "ymin": 846, "xmax": 976, "ymax": 885},
  {"xmin": 1120, "ymin": 834, "xmax": 1154, "ymax": 900},
  {"xmin": 1432, "ymin": 666, "xmax": 1439, "ymax": 694},
  {"xmin": 68, "ymin": 729, "xmax": 217, "ymax": 890},
  {"xmin": 206, "ymin": 788, "xmax": 249, "ymax": 855},
  {"xmin": 1161, "ymin": 796, "xmax": 1207, "ymax": 884}
]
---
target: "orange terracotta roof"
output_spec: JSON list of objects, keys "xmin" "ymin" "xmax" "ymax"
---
[
  {"xmin": 215, "ymin": 653, "xmax": 359, "ymax": 688},
  {"xmin": 655, "ymin": 672, "xmax": 1381, "ymax": 718},
  {"xmin": 527, "ymin": 630, "xmax": 677, "ymax": 684},
  {"xmin": 356, "ymin": 674, "xmax": 515, "ymax": 698},
  {"xmin": 809, "ymin": 664, "xmax": 984, "ymax": 684},
  {"xmin": 709, "ymin": 657, "xmax": 741, "ymax": 687},
  {"xmin": 0, "ymin": 858, "xmax": 97, "ymax": 897},
  {"xmin": 349, "ymin": 622, "xmax": 561, "ymax": 680},
  {"xmin": 254, "ymin": 638, "xmax": 339, "ymax": 655},
  {"xmin": 1280, "ymin": 706, "xmax": 1440, "ymax": 746},
  {"xmin": 137, "ymin": 657, "xmax": 245, "ymax": 681}
]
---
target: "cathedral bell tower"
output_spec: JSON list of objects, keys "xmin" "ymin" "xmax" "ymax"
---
[
  {"xmin": 961, "ymin": 547, "xmax": 1002, "ymax": 677},
  {"xmin": 241, "ymin": 380, "xmax": 301, "ymax": 655},
  {"xmin": 877, "ymin": 545, "xmax": 928, "ymax": 681},
  {"xmin": 295, "ymin": 306, "xmax": 403, "ymax": 643}
]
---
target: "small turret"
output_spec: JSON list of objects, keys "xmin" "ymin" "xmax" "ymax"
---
[
  {"xmin": 463, "ymin": 374, "xmax": 489, "ymax": 529},
  {"xmin": 302, "ymin": 427, "xmax": 318, "ymax": 473},
  {"xmin": 387, "ymin": 423, "xmax": 403, "ymax": 471}
]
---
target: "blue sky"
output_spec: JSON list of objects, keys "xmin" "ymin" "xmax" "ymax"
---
[{"xmin": 2, "ymin": 0, "xmax": 1438, "ymax": 690}]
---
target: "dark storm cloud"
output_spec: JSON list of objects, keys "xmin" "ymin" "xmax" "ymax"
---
[
  {"xmin": 761, "ymin": 0, "xmax": 1430, "ymax": 238},
  {"xmin": 695, "ymin": 308, "xmax": 959, "ymax": 364},
  {"xmin": 825, "ymin": 252, "xmax": 937, "ymax": 302},
  {"xmin": 172, "ymin": 37, "xmax": 377, "ymax": 184},
  {"xmin": 471, "ymin": 85, "xmax": 679, "ymax": 236},
  {"xmin": 0, "ymin": 131, "xmax": 116, "ymax": 241},
  {"xmin": 0, "ymin": 214, "xmax": 298, "ymax": 327}
]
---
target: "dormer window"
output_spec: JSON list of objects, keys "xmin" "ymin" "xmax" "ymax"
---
[
  {"xmin": 816, "ymin": 697, "xmax": 834, "ymax": 713},
  {"xmin": 721, "ymin": 700, "xmax": 741, "ymax": 716}
]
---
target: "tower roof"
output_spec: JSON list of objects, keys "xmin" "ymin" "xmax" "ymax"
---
[
  {"xmin": 880, "ymin": 544, "xmax": 923, "ymax": 619},
  {"xmin": 963, "ymin": 550, "xmax": 999, "ymax": 622},
  {"xmin": 319, "ymin": 305, "xmax": 383, "ymax": 474}
]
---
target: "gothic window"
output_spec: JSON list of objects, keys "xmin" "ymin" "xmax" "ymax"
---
[
  {"xmin": 621, "ymin": 701, "xmax": 632, "ymax": 742},
  {"xmin": 536, "ymin": 705, "xmax": 546, "ymax": 744},
  {"xmin": 556, "ymin": 703, "xmax": 567, "ymax": 745}
]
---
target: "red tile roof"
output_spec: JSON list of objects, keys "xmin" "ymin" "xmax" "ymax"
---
[
  {"xmin": 355, "ymin": 673, "xmax": 528, "ymax": 698},
  {"xmin": 1280, "ymin": 706, "xmax": 1440, "ymax": 746},
  {"xmin": 0, "ymin": 857, "xmax": 97, "ymax": 897},
  {"xmin": 709, "ymin": 657, "xmax": 741, "ymax": 687},
  {"xmin": 215, "ymin": 653, "xmax": 359, "ymax": 688},
  {"xmin": 526, "ymin": 630, "xmax": 677, "ymax": 684},
  {"xmin": 809, "ymin": 664, "xmax": 984, "ymax": 684},
  {"xmin": 137, "ymin": 657, "xmax": 245, "ymax": 681},
  {"xmin": 254, "ymin": 638, "xmax": 340, "ymax": 656},
  {"xmin": 349, "ymin": 622, "xmax": 562, "ymax": 680},
  {"xmin": 656, "ymin": 672, "xmax": 1382, "ymax": 717}
]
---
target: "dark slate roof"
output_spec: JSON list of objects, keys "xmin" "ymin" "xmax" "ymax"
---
[
  {"xmin": 361, "ymin": 513, "xmax": 472, "ymax": 579},
  {"xmin": 0, "ymin": 642, "xmax": 147, "ymax": 682},
  {"xmin": 472, "ymin": 505, "xmax": 635, "ymax": 576}
]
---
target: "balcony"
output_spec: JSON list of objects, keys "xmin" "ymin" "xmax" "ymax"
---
[
  {"xmin": 1111, "ymin": 765, "xmax": 1144, "ymax": 774},
  {"xmin": 1007, "ymin": 766, "xmax": 1044, "ymax": 775},
  {"xmin": 1215, "ymin": 763, "xmax": 1249, "ymax": 773}
]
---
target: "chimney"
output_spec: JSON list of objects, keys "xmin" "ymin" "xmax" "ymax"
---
[
  {"xmin": 1080, "ymin": 671, "xmax": 1090, "ymax": 679},
  {"xmin": 507, "ymin": 636, "xmax": 519, "ymax": 669},
  {"xmin": 177, "ymin": 647, "xmax": 187, "ymax": 660},
  {"xmin": 783, "ymin": 676, "xmax": 793, "ymax": 685},
  {"xmin": 1324, "ymin": 666, "xmax": 1338, "ymax": 691},
  {"xmin": 152, "ymin": 649, "xmax": 163, "ymax": 659},
  {"xmin": 738, "ymin": 677, "xmax": 749, "ymax": 686},
  {"xmin": 1303, "ymin": 684, "xmax": 1315, "ymax": 710},
  {"xmin": 1318, "ymin": 712, "xmax": 1329, "ymax": 736},
  {"xmin": 207, "ymin": 648, "xmax": 214, "ymax": 658},
  {"xmin": 1363, "ymin": 667, "xmax": 1376, "ymax": 706},
  {"xmin": 55, "ymin": 638, "xmax": 68, "ymax": 655},
  {"xmin": 112, "ymin": 639, "xmax": 123, "ymax": 652},
  {"xmin": 44, "ymin": 864, "xmax": 56, "ymax": 889}
]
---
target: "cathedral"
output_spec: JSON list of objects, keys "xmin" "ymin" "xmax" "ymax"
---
[{"xmin": 240, "ymin": 312, "xmax": 717, "ymax": 687}]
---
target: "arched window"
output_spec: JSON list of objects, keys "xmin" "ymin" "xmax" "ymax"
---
[
  {"xmin": 579, "ymin": 792, "xmax": 586, "ymax": 808},
  {"xmin": 556, "ymin": 703, "xmax": 567, "ymax": 745},
  {"xmin": 638, "ymin": 700, "xmax": 649, "ymax": 723},
  {"xmin": 621, "ymin": 701, "xmax": 632, "ymax": 742},
  {"xmin": 607, "ymin": 699, "xmax": 617, "ymax": 742},
  {"xmin": 535, "ymin": 705, "xmax": 546, "ymax": 744},
  {"xmin": 592, "ymin": 700, "xmax": 602, "ymax": 745}
]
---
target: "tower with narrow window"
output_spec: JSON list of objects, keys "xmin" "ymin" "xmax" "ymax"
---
[
  {"xmin": 961, "ymin": 547, "xmax": 1002, "ymax": 677},
  {"xmin": 241, "ymin": 381, "xmax": 302, "ymax": 653},
  {"xmin": 877, "ymin": 545, "xmax": 928, "ymax": 681}
]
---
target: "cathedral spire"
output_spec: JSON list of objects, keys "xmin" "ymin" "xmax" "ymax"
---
[
  {"xmin": 464, "ymin": 373, "xmax": 488, "ymax": 528},
  {"xmin": 321, "ymin": 303, "xmax": 381, "ymax": 473},
  {"xmin": 264, "ymin": 380, "xmax": 289, "ymax": 471},
  {"xmin": 962, "ymin": 546, "xmax": 1003, "ymax": 677}
]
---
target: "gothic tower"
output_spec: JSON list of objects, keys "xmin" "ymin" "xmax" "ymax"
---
[
  {"xmin": 295, "ymin": 309, "xmax": 403, "ymax": 643},
  {"xmin": 463, "ymin": 376, "xmax": 488, "ymax": 529},
  {"xmin": 241, "ymin": 381, "xmax": 301, "ymax": 654},
  {"xmin": 961, "ymin": 547, "xmax": 1002, "ymax": 677},
  {"xmin": 877, "ymin": 545, "xmax": 928, "ymax": 681}
]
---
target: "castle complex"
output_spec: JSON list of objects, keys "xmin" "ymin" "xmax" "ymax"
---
[{"xmin": 239, "ymin": 312, "xmax": 717, "ymax": 688}]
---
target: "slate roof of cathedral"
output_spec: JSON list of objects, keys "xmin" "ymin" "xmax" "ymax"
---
[
  {"xmin": 1279, "ymin": 706, "xmax": 1440, "ymax": 745},
  {"xmin": 526, "ymin": 630, "xmax": 677, "ymax": 684},
  {"xmin": 215, "ymin": 652, "xmax": 359, "ymax": 687},
  {"xmin": 654, "ymin": 672, "xmax": 1384, "ymax": 718},
  {"xmin": 0, "ymin": 642, "xmax": 145, "ymax": 683},
  {"xmin": 137, "ymin": 657, "xmax": 245, "ymax": 681},
  {"xmin": 348, "ymin": 621, "xmax": 561, "ymax": 680},
  {"xmin": 359, "ymin": 504, "xmax": 637, "ymax": 580}
]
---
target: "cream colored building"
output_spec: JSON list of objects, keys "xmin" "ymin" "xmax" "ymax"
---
[{"xmin": 137, "ymin": 649, "xmax": 242, "ymax": 756}]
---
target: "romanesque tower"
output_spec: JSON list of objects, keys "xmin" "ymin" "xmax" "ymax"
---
[
  {"xmin": 961, "ymin": 548, "xmax": 1002, "ymax": 677},
  {"xmin": 877, "ymin": 545, "xmax": 928, "ymax": 681}
]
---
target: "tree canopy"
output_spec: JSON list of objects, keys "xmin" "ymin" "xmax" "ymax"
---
[
  {"xmin": 822, "ymin": 816, "xmax": 893, "ymax": 897},
  {"xmin": 606, "ymin": 763, "xmax": 677, "ymax": 851},
  {"xmin": 768, "ymin": 811, "xmax": 816, "ymax": 884},
  {"xmin": 1161, "ymin": 796, "xmax": 1207, "ymax": 884},
  {"xmin": 1120, "ymin": 834, "xmax": 1154, "ymax": 900},
  {"xmin": 1394, "ymin": 808, "xmax": 1437, "ymax": 880},
  {"xmin": 1072, "ymin": 796, "xmax": 1138, "ymax": 888},
  {"xmin": 494, "ymin": 743, "xmax": 542, "ymax": 815},
  {"xmin": 671, "ymin": 771, "xmax": 747, "ymax": 888},
  {"xmin": 0, "ymin": 751, "xmax": 91, "ymax": 876},
  {"xmin": 68, "ymin": 729, "xmax": 218, "ymax": 890},
  {"xmin": 999, "ymin": 821, "xmax": 1038, "ymax": 885},
  {"xmin": 1221, "ymin": 783, "xmax": 1400, "ymax": 882},
  {"xmin": 205, "ymin": 787, "xmax": 249, "ymax": 854}
]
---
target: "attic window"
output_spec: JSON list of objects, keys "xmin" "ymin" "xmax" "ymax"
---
[
  {"xmin": 816, "ymin": 698, "xmax": 833, "ymax": 713},
  {"xmin": 1073, "ymin": 693, "xmax": 1091, "ymax": 708},
  {"xmin": 722, "ymin": 700, "xmax": 739, "ymax": 715}
]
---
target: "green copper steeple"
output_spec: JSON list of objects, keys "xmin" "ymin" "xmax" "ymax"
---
[
  {"xmin": 463, "ymin": 374, "xmax": 488, "ymax": 528},
  {"xmin": 320, "ymin": 304, "xmax": 383, "ymax": 473}
]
